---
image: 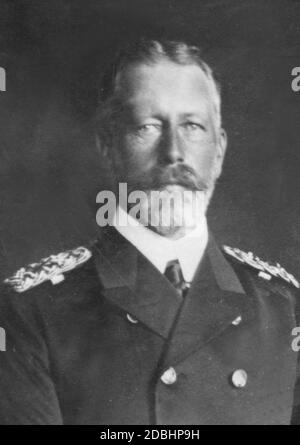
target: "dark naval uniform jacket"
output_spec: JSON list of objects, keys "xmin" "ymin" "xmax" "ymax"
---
[{"xmin": 1, "ymin": 226, "xmax": 300, "ymax": 425}]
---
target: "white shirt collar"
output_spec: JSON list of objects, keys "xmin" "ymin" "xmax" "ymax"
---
[{"xmin": 112, "ymin": 205, "xmax": 208, "ymax": 283}]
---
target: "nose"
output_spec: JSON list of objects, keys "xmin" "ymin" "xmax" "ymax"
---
[{"xmin": 159, "ymin": 127, "xmax": 185, "ymax": 165}]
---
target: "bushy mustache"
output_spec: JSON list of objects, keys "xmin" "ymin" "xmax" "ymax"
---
[{"xmin": 129, "ymin": 164, "xmax": 210, "ymax": 192}]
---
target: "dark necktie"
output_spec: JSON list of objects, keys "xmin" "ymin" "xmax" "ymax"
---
[{"xmin": 164, "ymin": 259, "xmax": 189, "ymax": 298}]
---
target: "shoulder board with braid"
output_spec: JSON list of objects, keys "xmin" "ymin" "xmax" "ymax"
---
[
  {"xmin": 4, "ymin": 246, "xmax": 92, "ymax": 293},
  {"xmin": 223, "ymin": 245, "xmax": 299, "ymax": 289}
]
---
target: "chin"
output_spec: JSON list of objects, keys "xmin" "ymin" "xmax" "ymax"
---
[{"xmin": 138, "ymin": 187, "xmax": 210, "ymax": 234}]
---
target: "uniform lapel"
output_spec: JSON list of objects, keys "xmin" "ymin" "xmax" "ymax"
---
[
  {"xmin": 93, "ymin": 226, "xmax": 183, "ymax": 339},
  {"xmin": 164, "ymin": 236, "xmax": 255, "ymax": 365},
  {"xmin": 94, "ymin": 228, "xmax": 256, "ymax": 362}
]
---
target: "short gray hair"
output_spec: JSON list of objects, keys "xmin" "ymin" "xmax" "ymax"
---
[{"xmin": 97, "ymin": 39, "xmax": 222, "ymax": 141}]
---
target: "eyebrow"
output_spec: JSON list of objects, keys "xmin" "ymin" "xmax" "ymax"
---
[
  {"xmin": 137, "ymin": 112, "xmax": 206, "ymax": 121},
  {"xmin": 179, "ymin": 113, "xmax": 204, "ymax": 120}
]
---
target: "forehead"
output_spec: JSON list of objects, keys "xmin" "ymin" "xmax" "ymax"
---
[{"xmin": 117, "ymin": 61, "xmax": 215, "ymax": 117}]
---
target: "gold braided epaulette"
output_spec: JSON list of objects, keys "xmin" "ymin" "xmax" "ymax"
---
[
  {"xmin": 4, "ymin": 246, "xmax": 92, "ymax": 293},
  {"xmin": 223, "ymin": 245, "xmax": 299, "ymax": 289}
]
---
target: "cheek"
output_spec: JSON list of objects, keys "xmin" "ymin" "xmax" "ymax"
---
[
  {"xmin": 190, "ymin": 142, "xmax": 219, "ymax": 178},
  {"xmin": 122, "ymin": 134, "xmax": 157, "ymax": 167},
  {"xmin": 110, "ymin": 135, "xmax": 157, "ymax": 180}
]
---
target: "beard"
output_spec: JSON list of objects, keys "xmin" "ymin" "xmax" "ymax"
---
[
  {"xmin": 124, "ymin": 164, "xmax": 217, "ymax": 239},
  {"xmin": 138, "ymin": 187, "xmax": 210, "ymax": 238}
]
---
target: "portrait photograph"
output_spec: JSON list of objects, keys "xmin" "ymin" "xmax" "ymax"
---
[{"xmin": 0, "ymin": 0, "xmax": 300, "ymax": 427}]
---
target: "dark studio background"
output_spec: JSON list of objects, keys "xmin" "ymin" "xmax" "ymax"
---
[{"xmin": 1, "ymin": 0, "xmax": 300, "ymax": 280}]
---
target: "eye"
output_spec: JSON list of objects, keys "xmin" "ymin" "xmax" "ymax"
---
[
  {"xmin": 183, "ymin": 122, "xmax": 206, "ymax": 132},
  {"xmin": 136, "ymin": 123, "xmax": 162, "ymax": 135}
]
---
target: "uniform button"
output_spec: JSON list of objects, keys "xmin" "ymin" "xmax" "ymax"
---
[
  {"xmin": 231, "ymin": 369, "xmax": 248, "ymax": 388},
  {"xmin": 232, "ymin": 315, "xmax": 242, "ymax": 326},
  {"xmin": 126, "ymin": 314, "xmax": 138, "ymax": 324},
  {"xmin": 160, "ymin": 367, "xmax": 177, "ymax": 385}
]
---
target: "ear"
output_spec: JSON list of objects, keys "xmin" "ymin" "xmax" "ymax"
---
[{"xmin": 214, "ymin": 128, "xmax": 227, "ymax": 179}]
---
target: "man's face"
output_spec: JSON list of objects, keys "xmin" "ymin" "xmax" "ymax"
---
[{"xmin": 106, "ymin": 60, "xmax": 227, "ymax": 233}]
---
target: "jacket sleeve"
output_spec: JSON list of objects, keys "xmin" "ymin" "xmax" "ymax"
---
[{"xmin": 0, "ymin": 285, "xmax": 63, "ymax": 425}]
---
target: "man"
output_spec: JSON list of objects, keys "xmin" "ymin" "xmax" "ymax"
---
[{"xmin": 1, "ymin": 39, "xmax": 300, "ymax": 425}]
